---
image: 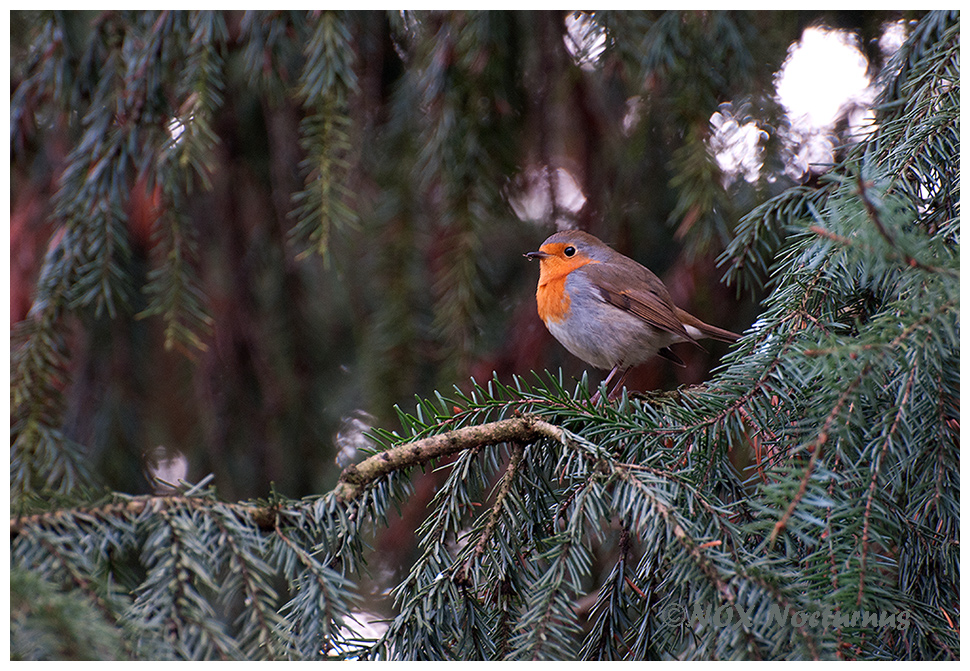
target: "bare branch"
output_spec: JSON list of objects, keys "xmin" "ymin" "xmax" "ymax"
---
[{"xmin": 334, "ymin": 415, "xmax": 565, "ymax": 501}]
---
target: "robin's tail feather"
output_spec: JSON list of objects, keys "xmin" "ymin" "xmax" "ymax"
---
[{"xmin": 674, "ymin": 307, "xmax": 740, "ymax": 343}]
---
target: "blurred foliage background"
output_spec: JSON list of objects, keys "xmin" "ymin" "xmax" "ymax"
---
[{"xmin": 11, "ymin": 10, "xmax": 919, "ymax": 503}]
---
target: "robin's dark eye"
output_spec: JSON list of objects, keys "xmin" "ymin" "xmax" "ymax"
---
[{"xmin": 563, "ymin": 246, "xmax": 576, "ymax": 257}]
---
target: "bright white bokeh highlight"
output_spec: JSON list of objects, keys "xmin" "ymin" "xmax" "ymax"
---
[
  {"xmin": 564, "ymin": 11, "xmax": 607, "ymax": 71},
  {"xmin": 712, "ymin": 23, "xmax": 906, "ymax": 183},
  {"xmin": 710, "ymin": 107, "xmax": 768, "ymax": 185},
  {"xmin": 145, "ymin": 445, "xmax": 189, "ymax": 493},
  {"xmin": 879, "ymin": 20, "xmax": 908, "ymax": 58},
  {"xmin": 334, "ymin": 410, "xmax": 377, "ymax": 468},
  {"xmin": 513, "ymin": 17, "xmax": 909, "ymax": 224},
  {"xmin": 772, "ymin": 26, "xmax": 887, "ymax": 179},
  {"xmin": 775, "ymin": 27, "xmax": 873, "ymax": 130},
  {"xmin": 168, "ymin": 117, "xmax": 186, "ymax": 144},
  {"xmin": 509, "ymin": 165, "xmax": 587, "ymax": 227}
]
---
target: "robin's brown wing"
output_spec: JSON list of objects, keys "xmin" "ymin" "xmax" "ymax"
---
[{"xmin": 581, "ymin": 262, "xmax": 698, "ymax": 345}]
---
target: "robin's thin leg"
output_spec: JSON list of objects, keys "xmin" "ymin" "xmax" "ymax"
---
[
  {"xmin": 592, "ymin": 365, "xmax": 625, "ymax": 404},
  {"xmin": 606, "ymin": 368, "xmax": 631, "ymax": 401}
]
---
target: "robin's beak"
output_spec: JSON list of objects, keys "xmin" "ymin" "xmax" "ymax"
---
[{"xmin": 524, "ymin": 250, "xmax": 550, "ymax": 261}]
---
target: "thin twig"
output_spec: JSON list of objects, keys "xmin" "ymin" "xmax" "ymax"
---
[
  {"xmin": 769, "ymin": 368, "xmax": 868, "ymax": 547},
  {"xmin": 857, "ymin": 367, "xmax": 915, "ymax": 607},
  {"xmin": 463, "ymin": 442, "xmax": 526, "ymax": 576},
  {"xmin": 856, "ymin": 178, "xmax": 917, "ymax": 267}
]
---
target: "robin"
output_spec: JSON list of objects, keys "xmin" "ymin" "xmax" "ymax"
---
[{"xmin": 524, "ymin": 230, "xmax": 739, "ymax": 400}]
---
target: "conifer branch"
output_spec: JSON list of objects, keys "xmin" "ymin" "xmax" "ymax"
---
[
  {"xmin": 8, "ymin": 10, "xmax": 958, "ymax": 661},
  {"xmin": 769, "ymin": 368, "xmax": 868, "ymax": 547},
  {"xmin": 465, "ymin": 442, "xmax": 525, "ymax": 573},
  {"xmin": 855, "ymin": 177, "xmax": 944, "ymax": 275},
  {"xmin": 32, "ymin": 532, "xmax": 122, "ymax": 628},
  {"xmin": 858, "ymin": 367, "xmax": 916, "ymax": 607},
  {"xmin": 808, "ymin": 223, "xmax": 955, "ymax": 277},
  {"xmin": 614, "ymin": 466, "xmax": 733, "ymax": 603},
  {"xmin": 10, "ymin": 495, "xmax": 279, "ymax": 536},
  {"xmin": 335, "ymin": 416, "xmax": 564, "ymax": 501}
]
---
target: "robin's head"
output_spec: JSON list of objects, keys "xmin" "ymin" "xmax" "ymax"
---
[{"xmin": 524, "ymin": 230, "xmax": 614, "ymax": 279}]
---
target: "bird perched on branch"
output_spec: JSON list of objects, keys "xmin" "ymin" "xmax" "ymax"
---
[{"xmin": 525, "ymin": 230, "xmax": 739, "ymax": 401}]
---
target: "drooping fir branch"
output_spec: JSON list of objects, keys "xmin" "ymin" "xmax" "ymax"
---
[
  {"xmin": 720, "ymin": 184, "xmax": 832, "ymax": 294},
  {"xmin": 237, "ymin": 11, "xmax": 305, "ymax": 101},
  {"xmin": 640, "ymin": 12, "xmax": 763, "ymax": 258},
  {"xmin": 8, "ymin": 10, "xmax": 959, "ymax": 661},
  {"xmin": 854, "ymin": 176, "xmax": 955, "ymax": 276},
  {"xmin": 136, "ymin": 199, "xmax": 214, "ymax": 355},
  {"xmin": 137, "ymin": 11, "xmax": 224, "ymax": 354},
  {"xmin": 410, "ymin": 11, "xmax": 521, "ymax": 380},
  {"xmin": 10, "ymin": 228, "xmax": 92, "ymax": 499},
  {"xmin": 290, "ymin": 10, "xmax": 359, "ymax": 261},
  {"xmin": 339, "ymin": 383, "xmax": 795, "ymax": 659},
  {"xmin": 10, "ymin": 493, "xmax": 278, "ymax": 536},
  {"xmin": 768, "ymin": 365, "xmax": 867, "ymax": 548},
  {"xmin": 12, "ymin": 14, "xmax": 146, "ymax": 499},
  {"xmin": 12, "ymin": 12, "xmax": 226, "ymax": 499}
]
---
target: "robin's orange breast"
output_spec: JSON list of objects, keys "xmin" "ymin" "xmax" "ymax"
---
[
  {"xmin": 536, "ymin": 274, "xmax": 570, "ymax": 324},
  {"xmin": 534, "ymin": 254, "xmax": 600, "ymax": 325}
]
